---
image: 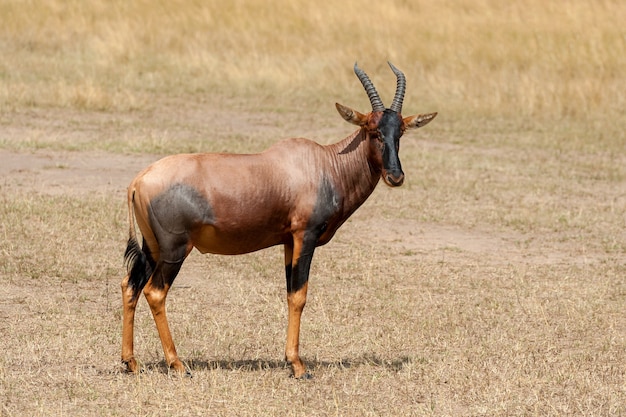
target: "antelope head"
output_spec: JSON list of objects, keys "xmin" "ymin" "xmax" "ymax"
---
[{"xmin": 336, "ymin": 62, "xmax": 437, "ymax": 187}]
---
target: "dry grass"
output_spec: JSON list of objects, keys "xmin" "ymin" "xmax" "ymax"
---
[
  {"xmin": 1, "ymin": 0, "xmax": 625, "ymax": 416},
  {"xmin": 1, "ymin": 0, "xmax": 625, "ymax": 123},
  {"xmin": 0, "ymin": 181, "xmax": 624, "ymax": 416}
]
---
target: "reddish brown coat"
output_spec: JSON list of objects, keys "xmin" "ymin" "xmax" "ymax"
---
[{"xmin": 120, "ymin": 63, "xmax": 436, "ymax": 379}]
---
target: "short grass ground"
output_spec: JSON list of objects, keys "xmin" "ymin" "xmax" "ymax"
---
[{"xmin": 1, "ymin": 1, "xmax": 625, "ymax": 416}]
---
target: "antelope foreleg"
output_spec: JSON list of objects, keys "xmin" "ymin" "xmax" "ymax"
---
[
  {"xmin": 284, "ymin": 236, "xmax": 315, "ymax": 379},
  {"xmin": 286, "ymin": 281, "xmax": 310, "ymax": 379}
]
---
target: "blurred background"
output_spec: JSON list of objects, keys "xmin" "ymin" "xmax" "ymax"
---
[{"xmin": 1, "ymin": 0, "xmax": 624, "ymax": 135}]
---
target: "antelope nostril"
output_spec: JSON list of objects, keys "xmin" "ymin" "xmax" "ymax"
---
[{"xmin": 386, "ymin": 172, "xmax": 405, "ymax": 186}]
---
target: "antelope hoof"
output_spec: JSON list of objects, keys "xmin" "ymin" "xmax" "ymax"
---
[
  {"xmin": 290, "ymin": 363, "xmax": 312, "ymax": 380},
  {"xmin": 168, "ymin": 359, "xmax": 191, "ymax": 377},
  {"xmin": 294, "ymin": 372, "xmax": 313, "ymax": 380},
  {"xmin": 122, "ymin": 358, "xmax": 138, "ymax": 374},
  {"xmin": 168, "ymin": 368, "xmax": 193, "ymax": 378}
]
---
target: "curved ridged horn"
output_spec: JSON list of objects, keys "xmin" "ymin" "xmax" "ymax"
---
[
  {"xmin": 354, "ymin": 62, "xmax": 385, "ymax": 112},
  {"xmin": 388, "ymin": 62, "xmax": 406, "ymax": 114}
]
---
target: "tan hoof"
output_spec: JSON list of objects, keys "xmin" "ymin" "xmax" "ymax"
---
[
  {"xmin": 122, "ymin": 357, "xmax": 138, "ymax": 373},
  {"xmin": 293, "ymin": 371, "xmax": 313, "ymax": 380},
  {"xmin": 289, "ymin": 360, "xmax": 310, "ymax": 379},
  {"xmin": 168, "ymin": 359, "xmax": 190, "ymax": 376}
]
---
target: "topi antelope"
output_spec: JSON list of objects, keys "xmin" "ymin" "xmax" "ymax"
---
[{"xmin": 121, "ymin": 62, "xmax": 437, "ymax": 379}]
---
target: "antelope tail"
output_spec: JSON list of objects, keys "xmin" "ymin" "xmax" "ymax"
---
[{"xmin": 123, "ymin": 189, "xmax": 152, "ymax": 300}]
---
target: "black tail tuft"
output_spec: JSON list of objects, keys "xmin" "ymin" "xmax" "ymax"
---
[{"xmin": 124, "ymin": 237, "xmax": 152, "ymax": 300}]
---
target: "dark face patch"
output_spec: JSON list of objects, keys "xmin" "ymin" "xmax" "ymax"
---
[{"xmin": 375, "ymin": 110, "xmax": 405, "ymax": 186}]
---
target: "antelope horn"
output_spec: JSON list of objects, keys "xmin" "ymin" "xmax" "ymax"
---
[
  {"xmin": 353, "ymin": 62, "xmax": 385, "ymax": 112},
  {"xmin": 388, "ymin": 62, "xmax": 406, "ymax": 114}
]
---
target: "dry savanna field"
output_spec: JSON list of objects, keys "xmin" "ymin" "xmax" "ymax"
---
[{"xmin": 1, "ymin": 0, "xmax": 625, "ymax": 416}]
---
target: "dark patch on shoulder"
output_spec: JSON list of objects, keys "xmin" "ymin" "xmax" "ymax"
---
[
  {"xmin": 308, "ymin": 175, "xmax": 341, "ymax": 235},
  {"xmin": 149, "ymin": 183, "xmax": 214, "ymax": 235}
]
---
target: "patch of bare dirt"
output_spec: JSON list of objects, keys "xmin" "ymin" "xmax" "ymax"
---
[
  {"xmin": 0, "ymin": 149, "xmax": 157, "ymax": 197},
  {"xmin": 346, "ymin": 217, "xmax": 601, "ymax": 267},
  {"xmin": 1, "ymin": 148, "xmax": 598, "ymax": 269},
  {"xmin": 2, "ymin": 100, "xmax": 618, "ymax": 272}
]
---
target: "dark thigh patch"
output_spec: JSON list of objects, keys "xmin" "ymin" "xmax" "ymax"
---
[{"xmin": 149, "ymin": 183, "xmax": 214, "ymax": 235}]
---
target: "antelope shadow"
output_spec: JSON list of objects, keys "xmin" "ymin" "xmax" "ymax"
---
[{"xmin": 141, "ymin": 354, "xmax": 417, "ymax": 374}]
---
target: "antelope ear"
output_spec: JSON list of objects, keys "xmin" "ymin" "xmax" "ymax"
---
[
  {"xmin": 404, "ymin": 112, "xmax": 438, "ymax": 130},
  {"xmin": 336, "ymin": 103, "xmax": 368, "ymax": 126}
]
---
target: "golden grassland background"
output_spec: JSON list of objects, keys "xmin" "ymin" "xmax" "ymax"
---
[
  {"xmin": 0, "ymin": 1, "xmax": 625, "ymax": 416},
  {"xmin": 1, "ymin": 0, "xmax": 625, "ymax": 126}
]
